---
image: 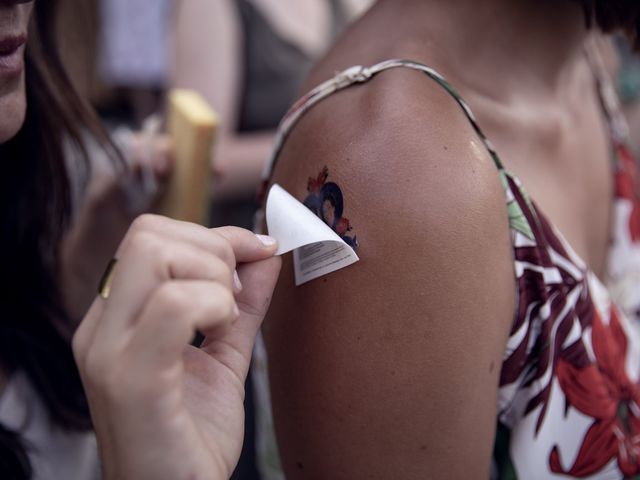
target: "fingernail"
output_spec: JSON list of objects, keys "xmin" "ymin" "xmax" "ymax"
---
[
  {"xmin": 233, "ymin": 270, "xmax": 243, "ymax": 292},
  {"xmin": 256, "ymin": 234, "xmax": 277, "ymax": 247}
]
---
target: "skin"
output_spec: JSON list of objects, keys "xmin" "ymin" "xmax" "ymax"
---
[
  {"xmin": 0, "ymin": 0, "xmax": 32, "ymax": 143},
  {"xmin": 264, "ymin": 0, "xmax": 614, "ymax": 477},
  {"xmin": 1, "ymin": 1, "xmax": 283, "ymax": 478},
  {"xmin": 170, "ymin": 0, "xmax": 372, "ymax": 199}
]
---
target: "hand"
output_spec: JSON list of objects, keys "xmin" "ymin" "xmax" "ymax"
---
[
  {"xmin": 60, "ymin": 133, "xmax": 172, "ymax": 327},
  {"xmin": 72, "ymin": 215, "xmax": 281, "ymax": 480}
]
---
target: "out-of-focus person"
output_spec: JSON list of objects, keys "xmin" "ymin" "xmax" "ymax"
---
[
  {"xmin": 0, "ymin": 2, "xmax": 280, "ymax": 480},
  {"xmin": 171, "ymin": 0, "xmax": 373, "ymax": 229},
  {"xmin": 53, "ymin": 0, "xmax": 175, "ymax": 323},
  {"xmin": 97, "ymin": 0, "xmax": 172, "ymax": 125}
]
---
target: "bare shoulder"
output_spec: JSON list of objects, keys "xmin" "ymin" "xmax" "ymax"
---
[
  {"xmin": 264, "ymin": 63, "xmax": 516, "ymax": 478},
  {"xmin": 270, "ymin": 63, "xmax": 511, "ymax": 268}
]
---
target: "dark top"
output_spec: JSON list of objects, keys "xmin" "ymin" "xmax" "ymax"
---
[{"xmin": 236, "ymin": 0, "xmax": 349, "ymax": 132}]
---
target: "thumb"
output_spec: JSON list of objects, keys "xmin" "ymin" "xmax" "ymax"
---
[
  {"xmin": 236, "ymin": 256, "xmax": 282, "ymax": 321},
  {"xmin": 199, "ymin": 256, "xmax": 281, "ymax": 378}
]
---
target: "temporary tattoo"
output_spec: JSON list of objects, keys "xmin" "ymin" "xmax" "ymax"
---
[{"xmin": 303, "ymin": 166, "xmax": 359, "ymax": 249}]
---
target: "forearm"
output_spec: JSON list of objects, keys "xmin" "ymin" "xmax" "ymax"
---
[{"xmin": 213, "ymin": 131, "xmax": 275, "ymax": 199}]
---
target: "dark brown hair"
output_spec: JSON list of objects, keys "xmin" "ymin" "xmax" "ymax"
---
[
  {"xmin": 0, "ymin": 1, "xmax": 120, "ymax": 478},
  {"xmin": 583, "ymin": 0, "xmax": 640, "ymax": 49}
]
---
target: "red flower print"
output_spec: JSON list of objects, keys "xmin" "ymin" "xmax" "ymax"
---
[
  {"xmin": 550, "ymin": 306, "xmax": 640, "ymax": 476},
  {"xmin": 307, "ymin": 166, "xmax": 329, "ymax": 194},
  {"xmin": 614, "ymin": 143, "xmax": 640, "ymax": 242},
  {"xmin": 303, "ymin": 166, "xmax": 359, "ymax": 249},
  {"xmin": 335, "ymin": 217, "xmax": 352, "ymax": 236}
]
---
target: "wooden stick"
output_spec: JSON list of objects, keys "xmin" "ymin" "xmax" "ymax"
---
[{"xmin": 161, "ymin": 89, "xmax": 219, "ymax": 224}]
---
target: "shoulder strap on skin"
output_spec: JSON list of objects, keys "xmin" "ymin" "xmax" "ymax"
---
[
  {"xmin": 584, "ymin": 36, "xmax": 631, "ymax": 144},
  {"xmin": 257, "ymin": 59, "xmax": 505, "ymax": 203}
]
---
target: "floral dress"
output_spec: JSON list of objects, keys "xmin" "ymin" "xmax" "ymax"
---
[{"xmin": 253, "ymin": 54, "xmax": 640, "ymax": 479}]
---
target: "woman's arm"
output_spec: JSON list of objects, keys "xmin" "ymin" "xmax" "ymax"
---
[
  {"xmin": 263, "ymin": 68, "xmax": 516, "ymax": 478},
  {"xmin": 170, "ymin": 0, "xmax": 274, "ymax": 198}
]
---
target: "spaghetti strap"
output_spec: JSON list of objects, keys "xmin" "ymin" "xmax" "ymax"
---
[
  {"xmin": 584, "ymin": 37, "xmax": 630, "ymax": 145},
  {"xmin": 258, "ymin": 59, "xmax": 505, "ymax": 201}
]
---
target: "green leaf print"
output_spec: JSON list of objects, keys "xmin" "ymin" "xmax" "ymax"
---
[{"xmin": 500, "ymin": 171, "xmax": 535, "ymax": 241}]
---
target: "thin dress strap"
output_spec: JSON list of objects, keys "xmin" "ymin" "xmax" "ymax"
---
[
  {"xmin": 257, "ymin": 59, "xmax": 505, "ymax": 203},
  {"xmin": 584, "ymin": 36, "xmax": 630, "ymax": 145}
]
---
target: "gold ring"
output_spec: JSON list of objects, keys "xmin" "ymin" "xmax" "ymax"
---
[{"xmin": 98, "ymin": 258, "xmax": 118, "ymax": 299}]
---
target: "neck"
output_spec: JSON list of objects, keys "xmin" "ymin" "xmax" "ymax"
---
[{"xmin": 375, "ymin": 0, "xmax": 590, "ymax": 100}]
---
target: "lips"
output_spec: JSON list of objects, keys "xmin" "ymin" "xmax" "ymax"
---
[{"xmin": 0, "ymin": 34, "xmax": 26, "ymax": 75}]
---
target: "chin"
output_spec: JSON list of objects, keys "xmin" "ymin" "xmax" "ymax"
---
[{"xmin": 0, "ymin": 83, "xmax": 27, "ymax": 144}]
